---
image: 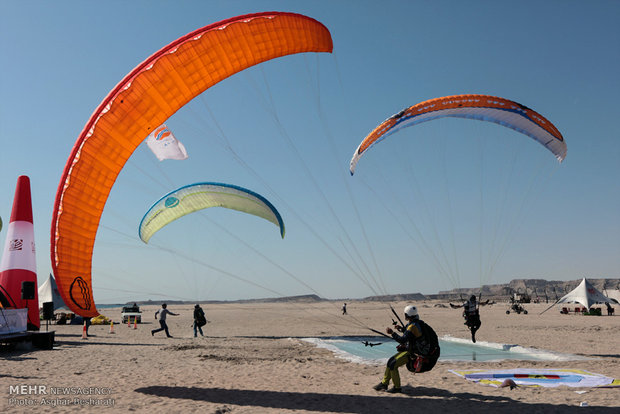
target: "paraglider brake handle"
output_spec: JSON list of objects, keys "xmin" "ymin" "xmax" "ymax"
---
[{"xmin": 392, "ymin": 319, "xmax": 404, "ymax": 331}]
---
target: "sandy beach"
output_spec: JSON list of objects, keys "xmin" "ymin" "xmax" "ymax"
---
[{"xmin": 1, "ymin": 300, "xmax": 618, "ymax": 413}]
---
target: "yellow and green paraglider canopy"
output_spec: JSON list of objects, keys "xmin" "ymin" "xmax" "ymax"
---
[{"xmin": 139, "ymin": 182, "xmax": 285, "ymax": 243}]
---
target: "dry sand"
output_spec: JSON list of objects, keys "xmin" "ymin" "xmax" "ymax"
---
[{"xmin": 1, "ymin": 300, "xmax": 618, "ymax": 413}]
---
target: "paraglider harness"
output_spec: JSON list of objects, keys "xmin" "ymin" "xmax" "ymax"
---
[
  {"xmin": 390, "ymin": 307, "xmax": 440, "ymax": 373},
  {"xmin": 449, "ymin": 294, "xmax": 486, "ymax": 342},
  {"xmin": 464, "ymin": 305, "xmax": 481, "ymax": 329},
  {"xmin": 402, "ymin": 319, "xmax": 440, "ymax": 373},
  {"xmin": 194, "ymin": 307, "xmax": 207, "ymax": 328},
  {"xmin": 455, "ymin": 294, "xmax": 481, "ymax": 332},
  {"xmin": 366, "ymin": 306, "xmax": 440, "ymax": 373}
]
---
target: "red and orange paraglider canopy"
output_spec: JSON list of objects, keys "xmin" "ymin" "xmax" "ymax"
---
[{"xmin": 51, "ymin": 12, "xmax": 333, "ymax": 317}]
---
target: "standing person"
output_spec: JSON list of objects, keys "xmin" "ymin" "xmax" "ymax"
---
[
  {"xmin": 84, "ymin": 316, "xmax": 91, "ymax": 336},
  {"xmin": 151, "ymin": 303, "xmax": 178, "ymax": 338},
  {"xmin": 342, "ymin": 303, "xmax": 347, "ymax": 315},
  {"xmin": 450, "ymin": 295, "xmax": 488, "ymax": 343},
  {"xmin": 193, "ymin": 304, "xmax": 206, "ymax": 337},
  {"xmin": 606, "ymin": 302, "xmax": 614, "ymax": 316},
  {"xmin": 373, "ymin": 305, "xmax": 440, "ymax": 394}
]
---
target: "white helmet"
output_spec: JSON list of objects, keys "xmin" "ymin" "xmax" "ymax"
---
[{"xmin": 404, "ymin": 305, "xmax": 418, "ymax": 319}]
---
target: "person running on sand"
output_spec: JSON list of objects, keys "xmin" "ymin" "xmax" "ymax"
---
[
  {"xmin": 151, "ymin": 303, "xmax": 178, "ymax": 338},
  {"xmin": 373, "ymin": 305, "xmax": 440, "ymax": 394}
]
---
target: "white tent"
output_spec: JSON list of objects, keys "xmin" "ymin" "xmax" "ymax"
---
[
  {"xmin": 602, "ymin": 288, "xmax": 620, "ymax": 304},
  {"xmin": 38, "ymin": 273, "xmax": 66, "ymax": 311},
  {"xmin": 555, "ymin": 278, "xmax": 614, "ymax": 310}
]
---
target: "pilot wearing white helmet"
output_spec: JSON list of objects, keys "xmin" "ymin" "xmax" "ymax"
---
[{"xmin": 373, "ymin": 305, "xmax": 439, "ymax": 393}]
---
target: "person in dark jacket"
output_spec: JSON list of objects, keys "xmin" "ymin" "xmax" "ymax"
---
[
  {"xmin": 193, "ymin": 304, "xmax": 206, "ymax": 337},
  {"xmin": 450, "ymin": 295, "xmax": 488, "ymax": 342},
  {"xmin": 373, "ymin": 305, "xmax": 439, "ymax": 393}
]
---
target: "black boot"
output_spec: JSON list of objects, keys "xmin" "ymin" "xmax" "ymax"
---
[{"xmin": 373, "ymin": 382, "xmax": 388, "ymax": 391}]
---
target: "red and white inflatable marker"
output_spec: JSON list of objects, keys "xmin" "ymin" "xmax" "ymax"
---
[{"xmin": 0, "ymin": 175, "xmax": 40, "ymax": 330}]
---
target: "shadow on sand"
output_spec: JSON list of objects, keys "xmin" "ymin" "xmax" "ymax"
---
[
  {"xmin": 58, "ymin": 340, "xmax": 162, "ymax": 347},
  {"xmin": 135, "ymin": 385, "xmax": 616, "ymax": 413}
]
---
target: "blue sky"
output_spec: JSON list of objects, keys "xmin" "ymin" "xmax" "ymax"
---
[{"xmin": 1, "ymin": 1, "xmax": 618, "ymax": 304}]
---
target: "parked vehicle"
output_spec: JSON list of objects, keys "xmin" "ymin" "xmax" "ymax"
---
[
  {"xmin": 121, "ymin": 304, "xmax": 142, "ymax": 324},
  {"xmin": 506, "ymin": 301, "xmax": 528, "ymax": 315}
]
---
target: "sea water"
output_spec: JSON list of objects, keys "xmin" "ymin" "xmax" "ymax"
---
[{"xmin": 302, "ymin": 336, "xmax": 587, "ymax": 364}]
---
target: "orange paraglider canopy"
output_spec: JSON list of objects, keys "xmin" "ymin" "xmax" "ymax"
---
[{"xmin": 51, "ymin": 12, "xmax": 333, "ymax": 317}]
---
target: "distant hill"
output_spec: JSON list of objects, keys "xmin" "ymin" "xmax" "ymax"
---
[
  {"xmin": 362, "ymin": 293, "xmax": 426, "ymax": 302},
  {"xmin": 118, "ymin": 279, "xmax": 619, "ymax": 306},
  {"xmin": 130, "ymin": 294, "xmax": 324, "ymax": 306}
]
